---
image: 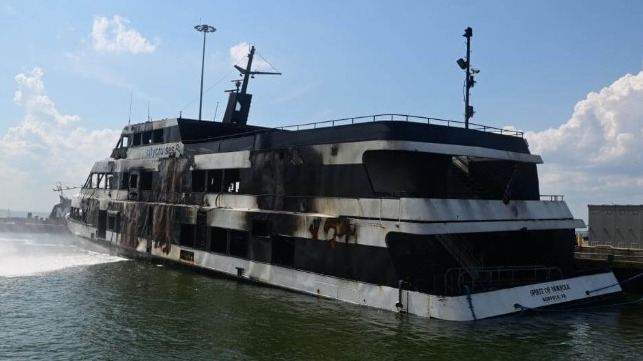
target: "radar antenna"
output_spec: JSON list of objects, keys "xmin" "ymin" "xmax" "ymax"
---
[
  {"xmin": 222, "ymin": 46, "xmax": 281, "ymax": 125},
  {"xmin": 456, "ymin": 27, "xmax": 478, "ymax": 129}
]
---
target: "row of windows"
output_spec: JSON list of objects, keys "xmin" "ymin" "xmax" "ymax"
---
[
  {"xmin": 71, "ymin": 205, "xmax": 295, "ymax": 267},
  {"xmin": 178, "ymin": 224, "xmax": 295, "ymax": 267},
  {"xmin": 77, "ymin": 207, "xmax": 295, "ymax": 268},
  {"xmin": 115, "ymin": 129, "xmax": 165, "ymax": 149},
  {"xmin": 83, "ymin": 169, "xmax": 241, "ymax": 194},
  {"xmin": 191, "ymin": 169, "xmax": 241, "ymax": 193}
]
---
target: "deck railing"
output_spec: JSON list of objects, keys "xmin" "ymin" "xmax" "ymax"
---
[
  {"xmin": 540, "ymin": 194, "xmax": 565, "ymax": 201},
  {"xmin": 276, "ymin": 113, "xmax": 524, "ymax": 138},
  {"xmin": 443, "ymin": 265, "xmax": 563, "ymax": 296}
]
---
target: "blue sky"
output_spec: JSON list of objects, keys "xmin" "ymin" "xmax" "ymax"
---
[{"xmin": 1, "ymin": 0, "xmax": 642, "ymax": 224}]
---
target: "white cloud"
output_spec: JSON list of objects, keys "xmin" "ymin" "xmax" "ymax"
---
[
  {"xmin": 13, "ymin": 68, "xmax": 80, "ymax": 126},
  {"xmin": 526, "ymin": 70, "xmax": 643, "ymax": 222},
  {"xmin": 91, "ymin": 15, "xmax": 158, "ymax": 54},
  {"xmin": 230, "ymin": 42, "xmax": 272, "ymax": 71},
  {"xmin": 1, "ymin": 68, "xmax": 120, "ymax": 211}
]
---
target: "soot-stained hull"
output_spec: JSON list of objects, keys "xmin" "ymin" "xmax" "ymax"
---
[{"xmin": 67, "ymin": 45, "xmax": 621, "ymax": 321}]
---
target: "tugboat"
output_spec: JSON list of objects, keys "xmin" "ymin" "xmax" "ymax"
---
[{"xmin": 67, "ymin": 42, "xmax": 621, "ymax": 321}]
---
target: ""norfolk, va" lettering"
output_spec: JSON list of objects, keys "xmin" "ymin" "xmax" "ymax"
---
[{"xmin": 528, "ymin": 283, "xmax": 571, "ymax": 302}]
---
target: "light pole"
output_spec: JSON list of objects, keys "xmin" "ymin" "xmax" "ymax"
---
[{"xmin": 194, "ymin": 24, "xmax": 216, "ymax": 121}]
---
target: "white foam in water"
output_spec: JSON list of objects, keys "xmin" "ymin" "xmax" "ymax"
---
[{"xmin": 0, "ymin": 234, "xmax": 125, "ymax": 278}]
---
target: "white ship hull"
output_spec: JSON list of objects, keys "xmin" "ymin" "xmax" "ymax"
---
[{"xmin": 68, "ymin": 218, "xmax": 621, "ymax": 321}]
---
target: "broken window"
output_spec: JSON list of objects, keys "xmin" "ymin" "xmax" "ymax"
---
[
  {"xmin": 223, "ymin": 169, "xmax": 241, "ymax": 193},
  {"xmin": 83, "ymin": 174, "xmax": 93, "ymax": 189},
  {"xmin": 116, "ymin": 135, "xmax": 130, "ymax": 148},
  {"xmin": 96, "ymin": 174, "xmax": 105, "ymax": 189},
  {"xmin": 206, "ymin": 170, "xmax": 223, "ymax": 192},
  {"xmin": 192, "ymin": 170, "xmax": 206, "ymax": 192}
]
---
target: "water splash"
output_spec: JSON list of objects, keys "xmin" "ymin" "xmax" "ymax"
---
[{"xmin": 0, "ymin": 233, "xmax": 125, "ymax": 278}]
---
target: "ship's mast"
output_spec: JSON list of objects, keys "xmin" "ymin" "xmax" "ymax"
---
[
  {"xmin": 222, "ymin": 46, "xmax": 281, "ymax": 125},
  {"xmin": 457, "ymin": 27, "xmax": 478, "ymax": 129}
]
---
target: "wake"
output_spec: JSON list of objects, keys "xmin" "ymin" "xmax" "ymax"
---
[{"xmin": 0, "ymin": 233, "xmax": 125, "ymax": 278}]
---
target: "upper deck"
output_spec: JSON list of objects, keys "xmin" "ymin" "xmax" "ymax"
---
[{"xmin": 110, "ymin": 114, "xmax": 533, "ymax": 161}]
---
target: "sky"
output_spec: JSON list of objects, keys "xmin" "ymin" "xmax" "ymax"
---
[{"xmin": 1, "ymin": 0, "xmax": 642, "ymax": 225}]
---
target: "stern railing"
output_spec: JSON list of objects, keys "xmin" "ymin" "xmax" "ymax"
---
[{"xmin": 443, "ymin": 265, "xmax": 563, "ymax": 296}]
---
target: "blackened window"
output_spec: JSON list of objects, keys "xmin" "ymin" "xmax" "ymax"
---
[
  {"xmin": 210, "ymin": 227, "xmax": 228, "ymax": 253},
  {"xmin": 140, "ymin": 171, "xmax": 153, "ymax": 190},
  {"xmin": 152, "ymin": 129, "xmax": 164, "ymax": 143},
  {"xmin": 142, "ymin": 131, "xmax": 152, "ymax": 145},
  {"xmin": 192, "ymin": 170, "xmax": 206, "ymax": 192},
  {"xmin": 251, "ymin": 219, "xmax": 271, "ymax": 238},
  {"xmin": 207, "ymin": 170, "xmax": 223, "ymax": 192},
  {"xmin": 271, "ymin": 236, "xmax": 295, "ymax": 267},
  {"xmin": 180, "ymin": 224, "xmax": 196, "ymax": 247},
  {"xmin": 229, "ymin": 230, "xmax": 249, "ymax": 258}
]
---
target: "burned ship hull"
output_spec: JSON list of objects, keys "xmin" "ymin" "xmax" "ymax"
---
[
  {"xmin": 68, "ymin": 45, "xmax": 620, "ymax": 321},
  {"xmin": 67, "ymin": 114, "xmax": 621, "ymax": 321}
]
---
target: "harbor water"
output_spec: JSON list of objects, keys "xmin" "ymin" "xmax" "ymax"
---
[{"xmin": 1, "ymin": 233, "xmax": 643, "ymax": 361}]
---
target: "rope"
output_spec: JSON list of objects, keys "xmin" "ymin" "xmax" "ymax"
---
[
  {"xmin": 464, "ymin": 285, "xmax": 478, "ymax": 321},
  {"xmin": 515, "ymin": 271, "xmax": 643, "ymax": 314},
  {"xmin": 586, "ymin": 271, "xmax": 643, "ymax": 295},
  {"xmin": 255, "ymin": 51, "xmax": 281, "ymax": 73},
  {"xmin": 514, "ymin": 295, "xmax": 643, "ymax": 314}
]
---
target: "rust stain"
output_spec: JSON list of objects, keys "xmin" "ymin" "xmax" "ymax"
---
[
  {"xmin": 322, "ymin": 218, "xmax": 356, "ymax": 249},
  {"xmin": 152, "ymin": 205, "xmax": 174, "ymax": 254},
  {"xmin": 308, "ymin": 218, "xmax": 321, "ymax": 241},
  {"xmin": 122, "ymin": 203, "xmax": 143, "ymax": 249}
]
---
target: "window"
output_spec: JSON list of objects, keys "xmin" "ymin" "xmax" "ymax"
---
[
  {"xmin": 132, "ymin": 133, "xmax": 142, "ymax": 146},
  {"xmin": 83, "ymin": 174, "xmax": 93, "ymax": 188},
  {"xmin": 252, "ymin": 219, "xmax": 271, "ymax": 238},
  {"xmin": 271, "ymin": 235, "xmax": 295, "ymax": 267},
  {"xmin": 210, "ymin": 227, "xmax": 228, "ymax": 253},
  {"xmin": 152, "ymin": 129, "xmax": 164, "ymax": 143},
  {"xmin": 117, "ymin": 135, "xmax": 130, "ymax": 148},
  {"xmin": 142, "ymin": 131, "xmax": 152, "ymax": 145},
  {"xmin": 207, "ymin": 170, "xmax": 223, "ymax": 192},
  {"xmin": 106, "ymin": 174, "xmax": 113, "ymax": 189},
  {"xmin": 224, "ymin": 169, "xmax": 241, "ymax": 193},
  {"xmin": 229, "ymin": 230, "xmax": 249, "ymax": 258},
  {"xmin": 129, "ymin": 174, "xmax": 138, "ymax": 189},
  {"xmin": 140, "ymin": 171, "xmax": 153, "ymax": 190},
  {"xmin": 180, "ymin": 224, "xmax": 196, "ymax": 247},
  {"xmin": 96, "ymin": 174, "xmax": 105, "ymax": 189},
  {"xmin": 107, "ymin": 212, "xmax": 118, "ymax": 231},
  {"xmin": 120, "ymin": 172, "xmax": 129, "ymax": 190},
  {"xmin": 192, "ymin": 170, "xmax": 206, "ymax": 192}
]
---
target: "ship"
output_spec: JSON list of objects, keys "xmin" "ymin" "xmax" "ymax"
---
[
  {"xmin": 0, "ymin": 184, "xmax": 71, "ymax": 234},
  {"xmin": 67, "ymin": 43, "xmax": 622, "ymax": 321}
]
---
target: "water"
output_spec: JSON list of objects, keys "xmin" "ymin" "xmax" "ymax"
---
[{"xmin": 1, "ymin": 233, "xmax": 643, "ymax": 361}]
